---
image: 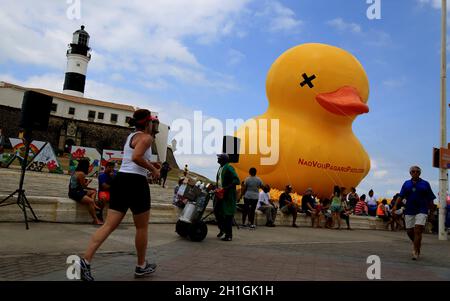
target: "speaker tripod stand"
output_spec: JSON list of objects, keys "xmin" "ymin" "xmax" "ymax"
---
[{"xmin": 0, "ymin": 134, "xmax": 39, "ymax": 229}]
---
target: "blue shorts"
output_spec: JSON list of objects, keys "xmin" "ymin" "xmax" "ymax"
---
[
  {"xmin": 330, "ymin": 204, "xmax": 342, "ymax": 213},
  {"xmin": 68, "ymin": 189, "xmax": 87, "ymax": 202}
]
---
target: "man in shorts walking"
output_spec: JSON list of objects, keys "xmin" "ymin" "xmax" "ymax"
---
[{"xmin": 394, "ymin": 166, "xmax": 436, "ymax": 260}]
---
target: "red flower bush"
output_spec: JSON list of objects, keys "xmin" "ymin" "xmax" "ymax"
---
[{"xmin": 72, "ymin": 148, "xmax": 86, "ymax": 159}]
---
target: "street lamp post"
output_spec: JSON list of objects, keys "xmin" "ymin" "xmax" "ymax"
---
[{"xmin": 439, "ymin": 0, "xmax": 448, "ymax": 241}]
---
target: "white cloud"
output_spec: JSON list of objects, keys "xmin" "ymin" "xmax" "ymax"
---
[
  {"xmin": 417, "ymin": 0, "xmax": 443, "ymax": 9},
  {"xmin": 1, "ymin": 73, "xmax": 192, "ymax": 126},
  {"xmin": 0, "ymin": 0, "xmax": 307, "ymax": 93},
  {"xmin": 370, "ymin": 159, "xmax": 378, "ymax": 170},
  {"xmin": 382, "ymin": 77, "xmax": 407, "ymax": 88},
  {"xmin": 228, "ymin": 49, "xmax": 246, "ymax": 66},
  {"xmin": 139, "ymin": 79, "xmax": 169, "ymax": 91},
  {"xmin": 430, "ymin": 180, "xmax": 439, "ymax": 187},
  {"xmin": 5, "ymin": 73, "xmax": 65, "ymax": 92},
  {"xmin": 358, "ymin": 158, "xmax": 403, "ymax": 198},
  {"xmin": 373, "ymin": 170, "xmax": 388, "ymax": 179},
  {"xmin": 0, "ymin": 74, "xmax": 26, "ymax": 85},
  {"xmin": 0, "ymin": 72, "xmax": 228, "ymax": 179},
  {"xmin": 326, "ymin": 18, "xmax": 390, "ymax": 47},
  {"xmin": 0, "ymin": 0, "xmax": 252, "ymax": 92},
  {"xmin": 255, "ymin": 1, "xmax": 302, "ymax": 33},
  {"xmin": 110, "ymin": 73, "xmax": 125, "ymax": 82},
  {"xmin": 365, "ymin": 30, "xmax": 392, "ymax": 47},
  {"xmin": 386, "ymin": 189, "xmax": 400, "ymax": 197},
  {"xmin": 175, "ymin": 154, "xmax": 217, "ymax": 169},
  {"xmin": 327, "ymin": 18, "xmax": 362, "ymax": 34},
  {"xmin": 174, "ymin": 154, "xmax": 218, "ymax": 181}
]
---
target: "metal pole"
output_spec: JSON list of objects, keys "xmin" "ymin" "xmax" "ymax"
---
[
  {"xmin": 439, "ymin": 0, "xmax": 448, "ymax": 241},
  {"xmin": 19, "ymin": 134, "xmax": 31, "ymax": 230}
]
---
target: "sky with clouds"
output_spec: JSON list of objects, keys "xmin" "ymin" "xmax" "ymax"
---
[{"xmin": 1, "ymin": 0, "xmax": 449, "ymax": 198}]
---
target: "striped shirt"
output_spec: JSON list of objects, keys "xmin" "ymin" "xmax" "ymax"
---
[{"xmin": 354, "ymin": 200, "xmax": 367, "ymax": 215}]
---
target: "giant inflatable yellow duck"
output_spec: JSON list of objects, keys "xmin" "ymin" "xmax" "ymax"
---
[{"xmin": 232, "ymin": 43, "xmax": 370, "ymax": 198}]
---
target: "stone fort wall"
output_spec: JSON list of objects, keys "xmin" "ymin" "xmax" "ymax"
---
[{"xmin": 0, "ymin": 104, "xmax": 132, "ymax": 152}]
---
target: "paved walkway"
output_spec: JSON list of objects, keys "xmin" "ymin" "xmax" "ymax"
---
[
  {"xmin": 0, "ymin": 222, "xmax": 449, "ymax": 281},
  {"xmin": 1, "ymin": 168, "xmax": 450, "ymax": 282}
]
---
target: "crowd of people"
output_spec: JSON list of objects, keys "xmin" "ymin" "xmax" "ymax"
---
[
  {"xmin": 230, "ymin": 164, "xmax": 438, "ymax": 261},
  {"xmin": 169, "ymin": 161, "xmax": 439, "ymax": 243},
  {"xmin": 65, "ymin": 127, "xmax": 438, "ymax": 281},
  {"xmin": 230, "ymin": 167, "xmax": 411, "ymax": 232},
  {"xmin": 207, "ymin": 162, "xmax": 438, "ymax": 263},
  {"xmin": 1, "ymin": 98, "xmax": 439, "ymax": 282}
]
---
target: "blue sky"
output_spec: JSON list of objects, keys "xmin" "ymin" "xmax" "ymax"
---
[{"xmin": 1, "ymin": 0, "xmax": 449, "ymax": 198}]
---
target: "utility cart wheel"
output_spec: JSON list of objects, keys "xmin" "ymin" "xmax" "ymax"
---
[
  {"xmin": 176, "ymin": 220, "xmax": 189, "ymax": 237},
  {"xmin": 188, "ymin": 221, "xmax": 208, "ymax": 242}
]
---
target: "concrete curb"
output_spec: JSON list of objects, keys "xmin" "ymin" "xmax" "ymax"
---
[{"xmin": 0, "ymin": 194, "xmax": 389, "ymax": 230}]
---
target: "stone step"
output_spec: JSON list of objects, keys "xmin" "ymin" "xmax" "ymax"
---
[
  {"xmin": 0, "ymin": 194, "xmax": 389, "ymax": 230},
  {"xmin": 0, "ymin": 167, "xmax": 179, "ymax": 202},
  {"xmin": 0, "ymin": 195, "xmax": 182, "ymax": 224}
]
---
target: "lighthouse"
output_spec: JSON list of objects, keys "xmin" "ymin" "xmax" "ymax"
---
[{"xmin": 63, "ymin": 25, "xmax": 91, "ymax": 97}]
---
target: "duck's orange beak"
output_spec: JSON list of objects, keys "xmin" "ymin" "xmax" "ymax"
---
[{"xmin": 316, "ymin": 86, "xmax": 369, "ymax": 116}]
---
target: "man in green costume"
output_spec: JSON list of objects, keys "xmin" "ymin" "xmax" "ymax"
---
[{"xmin": 215, "ymin": 153, "xmax": 240, "ymax": 241}]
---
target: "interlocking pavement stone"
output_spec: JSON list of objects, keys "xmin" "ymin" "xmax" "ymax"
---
[{"xmin": 0, "ymin": 222, "xmax": 449, "ymax": 281}]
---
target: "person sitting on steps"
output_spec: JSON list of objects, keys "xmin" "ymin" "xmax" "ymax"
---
[
  {"xmin": 257, "ymin": 184, "xmax": 277, "ymax": 227},
  {"xmin": 279, "ymin": 185, "xmax": 299, "ymax": 227},
  {"xmin": 301, "ymin": 188, "xmax": 318, "ymax": 227},
  {"xmin": 68, "ymin": 159, "xmax": 102, "ymax": 225},
  {"xmin": 377, "ymin": 199, "xmax": 392, "ymax": 230},
  {"xmin": 354, "ymin": 194, "xmax": 368, "ymax": 216},
  {"xmin": 96, "ymin": 161, "xmax": 116, "ymax": 222},
  {"xmin": 316, "ymin": 198, "xmax": 332, "ymax": 228}
]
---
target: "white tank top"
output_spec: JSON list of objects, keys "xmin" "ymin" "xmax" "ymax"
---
[{"xmin": 119, "ymin": 132, "xmax": 153, "ymax": 177}]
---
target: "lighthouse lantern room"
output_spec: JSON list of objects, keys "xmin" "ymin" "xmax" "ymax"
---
[{"xmin": 63, "ymin": 25, "xmax": 91, "ymax": 97}]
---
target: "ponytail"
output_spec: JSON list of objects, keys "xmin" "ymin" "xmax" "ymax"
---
[{"xmin": 127, "ymin": 117, "xmax": 137, "ymax": 127}]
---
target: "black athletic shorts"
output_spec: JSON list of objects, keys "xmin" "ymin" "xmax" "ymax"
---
[{"xmin": 109, "ymin": 172, "xmax": 151, "ymax": 215}]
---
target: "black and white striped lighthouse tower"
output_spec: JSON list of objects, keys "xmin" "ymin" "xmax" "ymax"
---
[{"xmin": 63, "ymin": 25, "xmax": 91, "ymax": 97}]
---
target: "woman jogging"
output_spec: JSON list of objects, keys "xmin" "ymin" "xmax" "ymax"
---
[{"xmin": 78, "ymin": 109, "xmax": 161, "ymax": 281}]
